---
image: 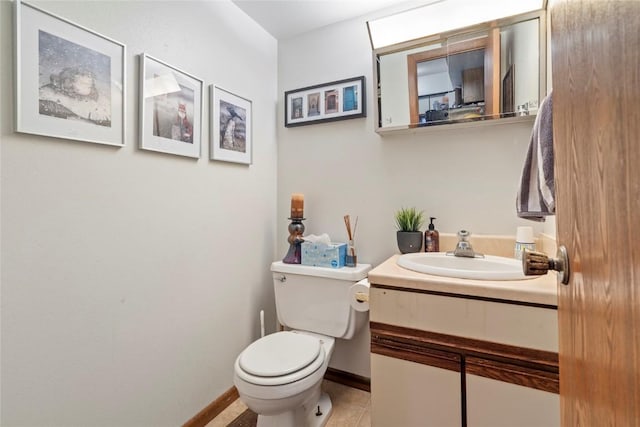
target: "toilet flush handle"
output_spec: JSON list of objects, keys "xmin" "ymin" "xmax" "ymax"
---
[{"xmin": 277, "ymin": 275, "xmax": 286, "ymax": 283}]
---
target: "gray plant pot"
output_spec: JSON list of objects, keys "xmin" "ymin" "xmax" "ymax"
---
[{"xmin": 397, "ymin": 231, "xmax": 423, "ymax": 254}]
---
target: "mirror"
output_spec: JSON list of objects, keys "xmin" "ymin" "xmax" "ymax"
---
[{"xmin": 373, "ymin": 11, "xmax": 546, "ymax": 132}]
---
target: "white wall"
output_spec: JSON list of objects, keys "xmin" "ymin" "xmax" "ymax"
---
[
  {"xmin": 278, "ymin": 9, "xmax": 544, "ymax": 378},
  {"xmin": 0, "ymin": 1, "xmax": 278, "ymax": 426}
]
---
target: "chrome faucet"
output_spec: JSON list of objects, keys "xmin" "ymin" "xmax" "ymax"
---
[{"xmin": 449, "ymin": 230, "xmax": 483, "ymax": 258}]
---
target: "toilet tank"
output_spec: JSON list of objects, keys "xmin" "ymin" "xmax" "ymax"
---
[{"xmin": 271, "ymin": 261, "xmax": 371, "ymax": 339}]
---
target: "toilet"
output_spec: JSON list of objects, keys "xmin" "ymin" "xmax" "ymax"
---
[{"xmin": 233, "ymin": 261, "xmax": 371, "ymax": 427}]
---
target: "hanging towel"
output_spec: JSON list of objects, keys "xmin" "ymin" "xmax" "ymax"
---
[{"xmin": 516, "ymin": 92, "xmax": 555, "ymax": 221}]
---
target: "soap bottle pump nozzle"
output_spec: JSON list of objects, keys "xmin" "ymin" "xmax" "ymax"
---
[{"xmin": 428, "ymin": 217, "xmax": 436, "ymax": 230}]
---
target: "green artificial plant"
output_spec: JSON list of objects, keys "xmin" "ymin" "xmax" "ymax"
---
[{"xmin": 394, "ymin": 207, "xmax": 425, "ymax": 232}]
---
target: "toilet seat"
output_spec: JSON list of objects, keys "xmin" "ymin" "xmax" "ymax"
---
[{"xmin": 235, "ymin": 331, "xmax": 326, "ymax": 386}]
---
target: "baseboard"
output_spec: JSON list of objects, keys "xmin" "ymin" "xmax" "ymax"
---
[
  {"xmin": 182, "ymin": 386, "xmax": 239, "ymax": 427},
  {"xmin": 324, "ymin": 367, "xmax": 371, "ymax": 392}
]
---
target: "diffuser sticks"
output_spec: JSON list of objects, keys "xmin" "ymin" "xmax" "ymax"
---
[{"xmin": 343, "ymin": 214, "xmax": 358, "ymax": 267}]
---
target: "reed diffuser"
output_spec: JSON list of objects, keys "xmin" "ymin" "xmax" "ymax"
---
[{"xmin": 343, "ymin": 214, "xmax": 358, "ymax": 267}]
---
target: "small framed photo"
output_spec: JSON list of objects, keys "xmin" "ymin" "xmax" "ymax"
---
[
  {"xmin": 210, "ymin": 85, "xmax": 252, "ymax": 165},
  {"xmin": 284, "ymin": 76, "xmax": 366, "ymax": 127},
  {"xmin": 139, "ymin": 53, "xmax": 203, "ymax": 158},
  {"xmin": 14, "ymin": 0, "xmax": 126, "ymax": 146}
]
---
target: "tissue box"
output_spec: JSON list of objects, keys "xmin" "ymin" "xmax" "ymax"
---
[{"xmin": 301, "ymin": 241, "xmax": 347, "ymax": 268}]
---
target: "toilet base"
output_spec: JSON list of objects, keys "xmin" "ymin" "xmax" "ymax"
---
[{"xmin": 256, "ymin": 392, "xmax": 332, "ymax": 427}]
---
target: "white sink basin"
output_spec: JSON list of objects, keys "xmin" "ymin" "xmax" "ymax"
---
[{"xmin": 397, "ymin": 252, "xmax": 534, "ymax": 281}]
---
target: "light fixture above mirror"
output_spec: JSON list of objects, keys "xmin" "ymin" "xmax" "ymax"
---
[{"xmin": 367, "ymin": 0, "xmax": 546, "ymax": 50}]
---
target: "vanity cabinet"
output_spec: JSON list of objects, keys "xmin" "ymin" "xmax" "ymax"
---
[
  {"xmin": 368, "ymin": 257, "xmax": 559, "ymax": 427},
  {"xmin": 371, "ymin": 352, "xmax": 462, "ymax": 426},
  {"xmin": 466, "ymin": 374, "xmax": 559, "ymax": 427}
]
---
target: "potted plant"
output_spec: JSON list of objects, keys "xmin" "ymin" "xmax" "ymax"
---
[{"xmin": 395, "ymin": 207, "xmax": 424, "ymax": 253}]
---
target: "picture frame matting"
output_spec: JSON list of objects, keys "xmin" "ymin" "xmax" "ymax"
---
[
  {"xmin": 139, "ymin": 53, "xmax": 203, "ymax": 158},
  {"xmin": 15, "ymin": 0, "xmax": 126, "ymax": 146},
  {"xmin": 210, "ymin": 85, "xmax": 253, "ymax": 165}
]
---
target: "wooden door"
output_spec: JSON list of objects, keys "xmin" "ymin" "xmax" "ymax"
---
[{"xmin": 551, "ymin": 1, "xmax": 640, "ymax": 425}]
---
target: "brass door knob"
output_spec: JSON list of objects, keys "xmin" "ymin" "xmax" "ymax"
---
[{"xmin": 522, "ymin": 246, "xmax": 570, "ymax": 285}]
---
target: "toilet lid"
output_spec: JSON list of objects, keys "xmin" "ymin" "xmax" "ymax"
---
[{"xmin": 238, "ymin": 331, "xmax": 322, "ymax": 377}]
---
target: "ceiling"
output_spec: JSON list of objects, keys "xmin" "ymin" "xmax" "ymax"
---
[{"xmin": 232, "ymin": 0, "xmax": 414, "ymax": 40}]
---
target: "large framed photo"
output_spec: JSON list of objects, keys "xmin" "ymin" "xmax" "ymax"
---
[
  {"xmin": 15, "ymin": 0, "xmax": 126, "ymax": 146},
  {"xmin": 210, "ymin": 85, "xmax": 252, "ymax": 165},
  {"xmin": 284, "ymin": 76, "xmax": 365, "ymax": 127},
  {"xmin": 139, "ymin": 53, "xmax": 203, "ymax": 158}
]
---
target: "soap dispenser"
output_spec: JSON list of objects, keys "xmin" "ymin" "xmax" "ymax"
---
[{"xmin": 425, "ymin": 217, "xmax": 440, "ymax": 252}]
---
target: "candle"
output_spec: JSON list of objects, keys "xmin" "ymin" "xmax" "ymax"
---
[{"xmin": 290, "ymin": 193, "xmax": 304, "ymax": 218}]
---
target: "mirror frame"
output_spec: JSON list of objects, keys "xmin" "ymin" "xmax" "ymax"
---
[{"xmin": 372, "ymin": 9, "xmax": 546, "ymax": 134}]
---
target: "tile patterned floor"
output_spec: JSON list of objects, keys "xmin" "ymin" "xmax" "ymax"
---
[{"xmin": 205, "ymin": 380, "xmax": 371, "ymax": 427}]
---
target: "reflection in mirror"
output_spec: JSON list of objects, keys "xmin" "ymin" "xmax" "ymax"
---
[
  {"xmin": 375, "ymin": 11, "xmax": 545, "ymax": 132},
  {"xmin": 408, "ymin": 31, "xmax": 495, "ymax": 125}
]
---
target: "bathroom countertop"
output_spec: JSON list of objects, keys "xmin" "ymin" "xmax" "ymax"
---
[{"xmin": 368, "ymin": 255, "xmax": 558, "ymax": 306}]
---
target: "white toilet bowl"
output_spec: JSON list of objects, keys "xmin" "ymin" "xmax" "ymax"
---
[
  {"xmin": 232, "ymin": 261, "xmax": 371, "ymax": 427},
  {"xmin": 233, "ymin": 330, "xmax": 335, "ymax": 427}
]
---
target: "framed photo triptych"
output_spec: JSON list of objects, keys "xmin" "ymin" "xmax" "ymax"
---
[{"xmin": 284, "ymin": 76, "xmax": 366, "ymax": 127}]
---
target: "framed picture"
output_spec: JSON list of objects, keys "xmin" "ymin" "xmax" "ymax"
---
[
  {"xmin": 210, "ymin": 85, "xmax": 252, "ymax": 165},
  {"xmin": 284, "ymin": 76, "xmax": 366, "ymax": 127},
  {"xmin": 14, "ymin": 0, "xmax": 126, "ymax": 146},
  {"xmin": 139, "ymin": 53, "xmax": 203, "ymax": 158}
]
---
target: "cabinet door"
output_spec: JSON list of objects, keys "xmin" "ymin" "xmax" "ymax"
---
[
  {"xmin": 466, "ymin": 374, "xmax": 559, "ymax": 427},
  {"xmin": 462, "ymin": 67, "xmax": 484, "ymax": 103},
  {"xmin": 371, "ymin": 353, "xmax": 461, "ymax": 427}
]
